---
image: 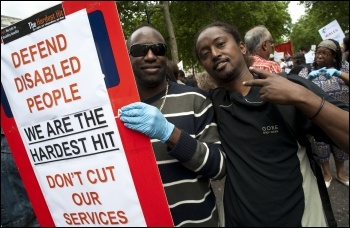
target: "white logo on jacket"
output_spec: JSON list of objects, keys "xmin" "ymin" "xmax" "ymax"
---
[{"xmin": 262, "ymin": 125, "xmax": 279, "ymax": 134}]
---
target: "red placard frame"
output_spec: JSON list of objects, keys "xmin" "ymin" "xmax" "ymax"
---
[{"xmin": 1, "ymin": 1, "xmax": 173, "ymax": 226}]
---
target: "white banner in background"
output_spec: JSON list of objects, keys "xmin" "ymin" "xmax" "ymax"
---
[
  {"xmin": 177, "ymin": 60, "xmax": 183, "ymax": 70},
  {"xmin": 274, "ymin": 51, "xmax": 284, "ymax": 62},
  {"xmin": 318, "ymin": 20, "xmax": 345, "ymax": 46}
]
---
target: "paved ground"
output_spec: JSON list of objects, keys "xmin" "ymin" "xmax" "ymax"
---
[
  {"xmin": 326, "ymin": 156, "xmax": 349, "ymax": 227},
  {"xmin": 211, "ymin": 156, "xmax": 349, "ymax": 227}
]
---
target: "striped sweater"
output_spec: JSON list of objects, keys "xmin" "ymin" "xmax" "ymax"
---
[{"xmin": 143, "ymin": 81, "xmax": 226, "ymax": 227}]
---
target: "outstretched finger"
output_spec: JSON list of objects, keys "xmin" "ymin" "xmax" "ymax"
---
[{"xmin": 242, "ymin": 78, "xmax": 265, "ymax": 87}]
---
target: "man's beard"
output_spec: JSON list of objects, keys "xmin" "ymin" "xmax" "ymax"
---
[
  {"xmin": 214, "ymin": 68, "xmax": 237, "ymax": 84},
  {"xmin": 136, "ymin": 71, "xmax": 166, "ymax": 88}
]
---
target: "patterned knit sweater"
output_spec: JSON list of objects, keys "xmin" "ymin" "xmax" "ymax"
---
[{"xmin": 143, "ymin": 81, "xmax": 226, "ymax": 227}]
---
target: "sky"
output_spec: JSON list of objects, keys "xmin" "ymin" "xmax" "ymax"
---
[
  {"xmin": 1, "ymin": 1, "xmax": 62, "ymax": 19},
  {"xmin": 288, "ymin": 1, "xmax": 305, "ymax": 23},
  {"xmin": 1, "ymin": 1, "xmax": 305, "ymax": 23}
]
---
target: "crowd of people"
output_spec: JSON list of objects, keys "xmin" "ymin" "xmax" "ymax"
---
[{"xmin": 2, "ymin": 16, "xmax": 349, "ymax": 228}]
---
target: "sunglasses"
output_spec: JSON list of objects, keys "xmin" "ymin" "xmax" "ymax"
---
[{"xmin": 129, "ymin": 43, "xmax": 167, "ymax": 57}]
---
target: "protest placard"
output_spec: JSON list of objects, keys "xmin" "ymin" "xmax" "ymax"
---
[
  {"xmin": 274, "ymin": 41, "xmax": 293, "ymax": 58},
  {"xmin": 1, "ymin": 1, "xmax": 173, "ymax": 226},
  {"xmin": 318, "ymin": 19, "xmax": 346, "ymax": 45}
]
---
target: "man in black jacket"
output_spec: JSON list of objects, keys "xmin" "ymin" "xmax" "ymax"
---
[{"xmin": 194, "ymin": 21, "xmax": 348, "ymax": 227}]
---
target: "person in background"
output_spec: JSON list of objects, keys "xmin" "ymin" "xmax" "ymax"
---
[
  {"xmin": 288, "ymin": 52, "xmax": 312, "ymax": 76},
  {"xmin": 178, "ymin": 70, "xmax": 197, "ymax": 87},
  {"xmin": 244, "ymin": 25, "xmax": 282, "ymax": 74},
  {"xmin": 285, "ymin": 55, "xmax": 293, "ymax": 74},
  {"xmin": 194, "ymin": 21, "xmax": 349, "ymax": 227},
  {"xmin": 196, "ymin": 71, "xmax": 218, "ymax": 92},
  {"xmin": 306, "ymin": 39, "xmax": 349, "ymax": 188},
  {"xmin": 166, "ymin": 59, "xmax": 181, "ymax": 83},
  {"xmin": 342, "ymin": 35, "xmax": 349, "ymax": 63},
  {"xmin": 1, "ymin": 129, "xmax": 39, "ymax": 227},
  {"xmin": 185, "ymin": 74, "xmax": 198, "ymax": 87},
  {"xmin": 300, "ymin": 45, "xmax": 315, "ymax": 67},
  {"xmin": 279, "ymin": 58, "xmax": 287, "ymax": 72},
  {"xmin": 120, "ymin": 23, "xmax": 226, "ymax": 227}
]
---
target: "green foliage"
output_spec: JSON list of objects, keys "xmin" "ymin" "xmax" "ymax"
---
[
  {"xmin": 116, "ymin": 1, "xmax": 169, "ymax": 50},
  {"xmin": 116, "ymin": 1, "xmax": 149, "ymax": 38},
  {"xmin": 290, "ymin": 1, "xmax": 349, "ymax": 53},
  {"xmin": 170, "ymin": 1, "xmax": 291, "ymax": 71},
  {"xmin": 116, "ymin": 1, "xmax": 291, "ymax": 72}
]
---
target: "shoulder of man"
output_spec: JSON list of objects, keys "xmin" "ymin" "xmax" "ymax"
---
[
  {"xmin": 209, "ymin": 87, "xmax": 227, "ymax": 104},
  {"xmin": 170, "ymin": 81, "xmax": 208, "ymax": 96}
]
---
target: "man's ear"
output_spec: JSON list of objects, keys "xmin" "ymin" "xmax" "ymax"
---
[
  {"xmin": 262, "ymin": 41, "xmax": 268, "ymax": 51},
  {"xmin": 239, "ymin": 41, "xmax": 247, "ymax": 55}
]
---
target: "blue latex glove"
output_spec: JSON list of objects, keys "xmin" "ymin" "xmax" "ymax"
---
[
  {"xmin": 307, "ymin": 67, "xmax": 326, "ymax": 80},
  {"xmin": 323, "ymin": 68, "xmax": 342, "ymax": 79},
  {"xmin": 120, "ymin": 102, "xmax": 175, "ymax": 143}
]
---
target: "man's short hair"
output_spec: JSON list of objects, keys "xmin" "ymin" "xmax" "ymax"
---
[
  {"xmin": 178, "ymin": 70, "xmax": 185, "ymax": 77},
  {"xmin": 292, "ymin": 52, "xmax": 306, "ymax": 65},
  {"xmin": 299, "ymin": 45, "xmax": 310, "ymax": 52}
]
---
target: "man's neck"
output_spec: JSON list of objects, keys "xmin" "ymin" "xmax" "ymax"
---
[
  {"xmin": 223, "ymin": 68, "xmax": 254, "ymax": 96},
  {"xmin": 252, "ymin": 54, "xmax": 268, "ymax": 61}
]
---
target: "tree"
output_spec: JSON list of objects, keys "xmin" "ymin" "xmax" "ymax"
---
[
  {"xmin": 159, "ymin": 1, "xmax": 179, "ymax": 64},
  {"xmin": 116, "ymin": 1, "xmax": 149, "ymax": 38},
  {"xmin": 116, "ymin": 1, "xmax": 179, "ymax": 65},
  {"xmin": 290, "ymin": 1, "xmax": 349, "ymax": 53},
  {"xmin": 303, "ymin": 0, "xmax": 349, "ymax": 32},
  {"xmin": 116, "ymin": 1, "xmax": 291, "ymax": 73},
  {"xmin": 169, "ymin": 1, "xmax": 291, "ymax": 72}
]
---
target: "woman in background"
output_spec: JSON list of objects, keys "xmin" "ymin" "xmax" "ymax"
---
[{"xmin": 306, "ymin": 39, "xmax": 349, "ymax": 188}]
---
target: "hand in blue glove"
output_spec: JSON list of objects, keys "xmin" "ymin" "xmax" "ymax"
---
[
  {"xmin": 307, "ymin": 67, "xmax": 326, "ymax": 80},
  {"xmin": 324, "ymin": 68, "xmax": 342, "ymax": 79},
  {"xmin": 120, "ymin": 102, "xmax": 175, "ymax": 143}
]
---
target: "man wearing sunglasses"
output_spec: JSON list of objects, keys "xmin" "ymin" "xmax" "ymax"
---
[{"xmin": 120, "ymin": 24, "xmax": 226, "ymax": 227}]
